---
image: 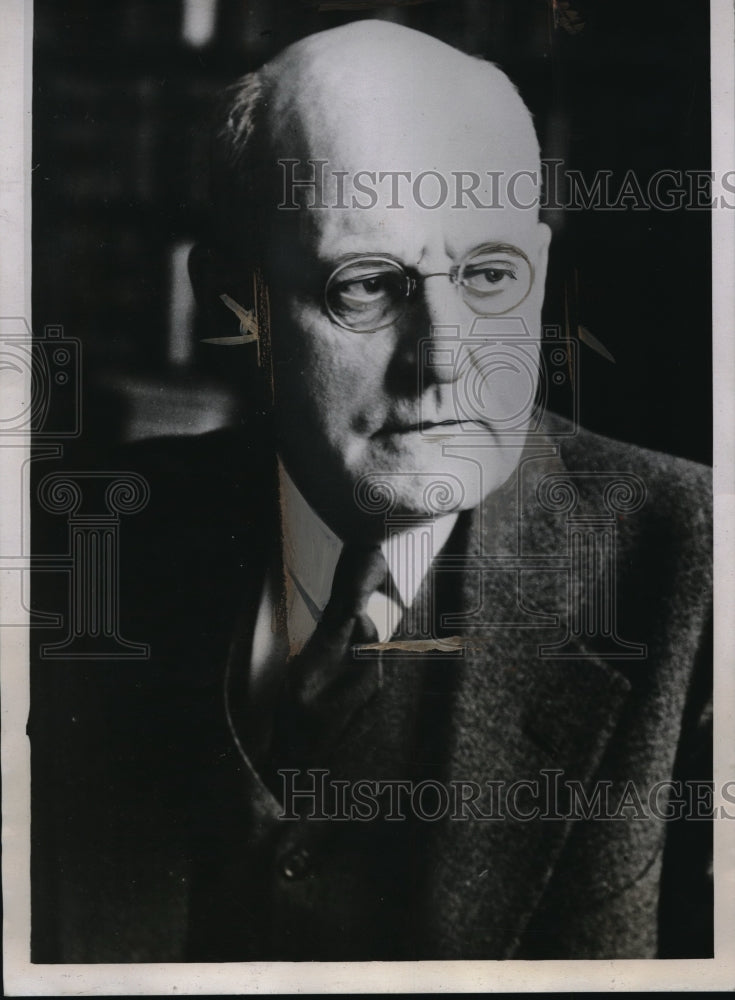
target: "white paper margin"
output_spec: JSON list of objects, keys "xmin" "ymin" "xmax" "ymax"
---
[{"xmin": 2, "ymin": 0, "xmax": 734, "ymax": 992}]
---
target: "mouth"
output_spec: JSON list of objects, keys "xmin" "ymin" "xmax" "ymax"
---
[{"xmin": 374, "ymin": 418, "xmax": 480, "ymax": 436}]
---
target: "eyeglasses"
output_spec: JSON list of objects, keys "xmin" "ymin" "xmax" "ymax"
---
[{"xmin": 324, "ymin": 243, "xmax": 534, "ymax": 333}]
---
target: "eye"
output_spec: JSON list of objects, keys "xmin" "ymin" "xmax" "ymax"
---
[
  {"xmin": 335, "ymin": 272, "xmax": 398, "ymax": 305},
  {"xmin": 326, "ymin": 258, "xmax": 408, "ymax": 330},
  {"xmin": 462, "ymin": 260, "xmax": 519, "ymax": 294},
  {"xmin": 457, "ymin": 247, "xmax": 532, "ymax": 315}
]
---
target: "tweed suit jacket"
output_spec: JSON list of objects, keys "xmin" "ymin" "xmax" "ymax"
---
[{"xmin": 30, "ymin": 412, "xmax": 712, "ymax": 963}]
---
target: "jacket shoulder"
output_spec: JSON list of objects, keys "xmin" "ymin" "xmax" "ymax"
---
[
  {"xmin": 547, "ymin": 414, "xmax": 712, "ymax": 537},
  {"xmin": 540, "ymin": 414, "xmax": 712, "ymax": 646}
]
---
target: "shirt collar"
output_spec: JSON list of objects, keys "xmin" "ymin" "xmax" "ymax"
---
[{"xmin": 278, "ymin": 460, "xmax": 458, "ymax": 618}]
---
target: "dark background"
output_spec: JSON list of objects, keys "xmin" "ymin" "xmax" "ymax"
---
[{"xmin": 32, "ymin": 0, "xmax": 712, "ymax": 465}]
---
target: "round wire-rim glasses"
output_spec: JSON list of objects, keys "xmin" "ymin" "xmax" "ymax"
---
[{"xmin": 324, "ymin": 243, "xmax": 534, "ymax": 333}]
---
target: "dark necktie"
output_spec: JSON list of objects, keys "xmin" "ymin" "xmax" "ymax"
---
[{"xmin": 269, "ymin": 543, "xmax": 388, "ymax": 774}]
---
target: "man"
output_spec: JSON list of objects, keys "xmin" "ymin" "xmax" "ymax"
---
[{"xmin": 31, "ymin": 20, "xmax": 712, "ymax": 962}]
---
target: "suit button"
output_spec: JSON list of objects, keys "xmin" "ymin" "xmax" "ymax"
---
[{"xmin": 279, "ymin": 847, "xmax": 311, "ymax": 880}]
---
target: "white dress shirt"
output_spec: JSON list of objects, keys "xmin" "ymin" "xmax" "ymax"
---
[{"xmin": 247, "ymin": 462, "xmax": 457, "ymax": 696}]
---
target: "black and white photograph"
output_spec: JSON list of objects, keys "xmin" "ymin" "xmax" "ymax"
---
[{"xmin": 1, "ymin": 0, "xmax": 734, "ymax": 993}]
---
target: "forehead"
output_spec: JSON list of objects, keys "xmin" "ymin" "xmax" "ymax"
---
[
  {"xmin": 288, "ymin": 199, "xmax": 540, "ymax": 270},
  {"xmin": 270, "ymin": 151, "xmax": 541, "ymax": 267}
]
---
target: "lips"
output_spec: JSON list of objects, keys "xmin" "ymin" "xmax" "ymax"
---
[{"xmin": 374, "ymin": 418, "xmax": 475, "ymax": 436}]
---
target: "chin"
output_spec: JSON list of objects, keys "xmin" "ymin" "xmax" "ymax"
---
[{"xmin": 350, "ymin": 445, "xmax": 519, "ymax": 523}]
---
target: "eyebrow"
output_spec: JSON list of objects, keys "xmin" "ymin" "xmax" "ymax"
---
[{"xmin": 470, "ymin": 242, "xmax": 529, "ymax": 258}]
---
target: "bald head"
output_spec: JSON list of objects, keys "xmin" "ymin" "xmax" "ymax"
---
[
  {"xmin": 212, "ymin": 21, "xmax": 543, "ymax": 250},
  {"xmin": 261, "ymin": 21, "xmax": 540, "ymax": 181}
]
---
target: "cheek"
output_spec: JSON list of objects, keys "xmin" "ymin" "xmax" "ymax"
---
[
  {"xmin": 496, "ymin": 342, "xmax": 541, "ymax": 420},
  {"xmin": 459, "ymin": 340, "xmax": 541, "ymax": 429},
  {"xmin": 271, "ymin": 303, "xmax": 381, "ymax": 425}
]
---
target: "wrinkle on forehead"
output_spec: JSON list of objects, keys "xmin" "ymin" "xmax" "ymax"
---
[
  {"xmin": 261, "ymin": 20, "xmax": 541, "ymax": 181},
  {"xmin": 291, "ymin": 200, "xmax": 539, "ymax": 270}
]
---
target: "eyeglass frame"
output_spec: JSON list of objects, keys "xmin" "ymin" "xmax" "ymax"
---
[{"xmin": 323, "ymin": 242, "xmax": 535, "ymax": 333}]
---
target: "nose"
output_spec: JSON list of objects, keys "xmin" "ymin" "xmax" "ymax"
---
[
  {"xmin": 419, "ymin": 274, "xmax": 463, "ymax": 332},
  {"xmin": 406, "ymin": 274, "xmax": 466, "ymax": 386}
]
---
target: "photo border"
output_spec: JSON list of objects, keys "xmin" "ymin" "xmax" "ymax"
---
[{"xmin": 2, "ymin": 0, "xmax": 733, "ymax": 992}]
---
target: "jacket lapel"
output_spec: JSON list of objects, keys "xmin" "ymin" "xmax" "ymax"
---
[{"xmin": 417, "ymin": 431, "xmax": 633, "ymax": 957}]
